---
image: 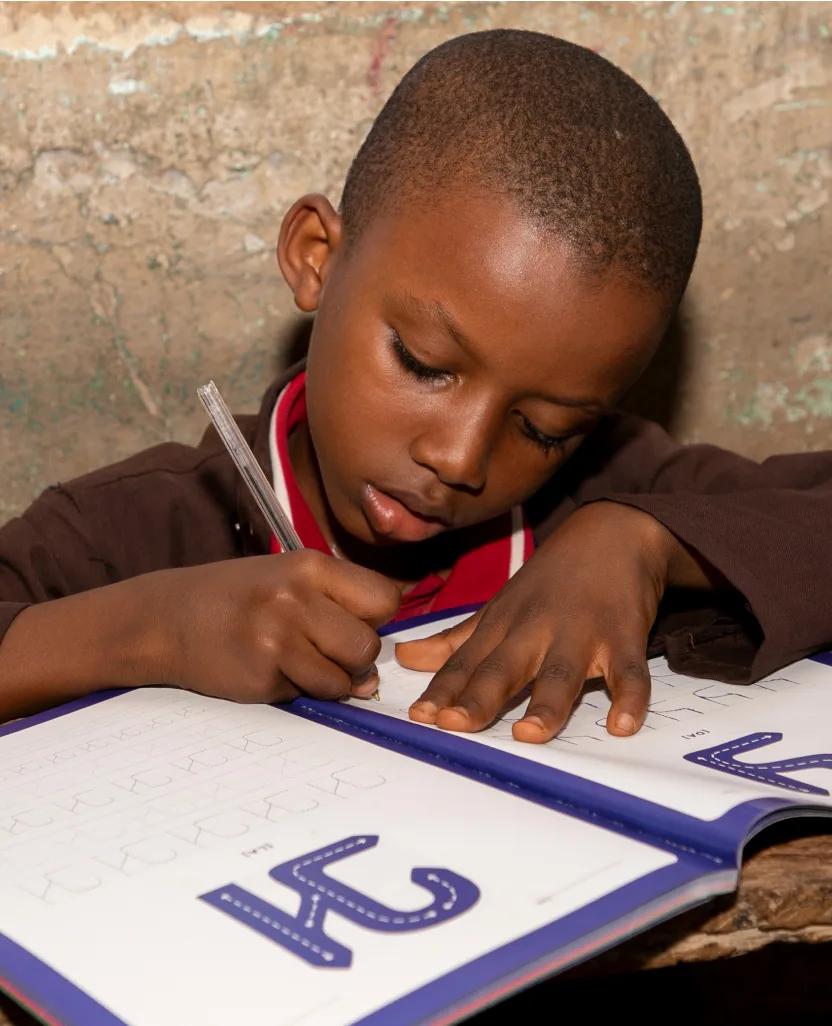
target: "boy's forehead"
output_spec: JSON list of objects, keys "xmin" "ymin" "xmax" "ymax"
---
[{"xmin": 342, "ymin": 190, "xmax": 667, "ymax": 401}]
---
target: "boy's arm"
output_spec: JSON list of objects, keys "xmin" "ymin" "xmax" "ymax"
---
[
  {"xmin": 0, "ymin": 440, "xmax": 244, "ymax": 656},
  {"xmin": 0, "ymin": 486, "xmax": 170, "ymax": 716},
  {"xmin": 400, "ymin": 426, "xmax": 832, "ymax": 744},
  {"xmin": 0, "ymin": 473, "xmax": 399, "ymax": 721},
  {"xmin": 0, "ymin": 569, "xmax": 169, "ymax": 718},
  {"xmin": 0, "ymin": 485, "xmax": 116, "ymax": 635},
  {"xmin": 539, "ymin": 413, "xmax": 832, "ymax": 682}
]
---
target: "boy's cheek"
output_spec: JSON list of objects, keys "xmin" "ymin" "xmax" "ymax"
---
[{"xmin": 315, "ymin": 464, "xmax": 369, "ymax": 536}]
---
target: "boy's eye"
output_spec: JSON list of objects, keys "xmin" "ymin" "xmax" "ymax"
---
[
  {"xmin": 390, "ymin": 331, "xmax": 449, "ymax": 381},
  {"xmin": 519, "ymin": 414, "xmax": 567, "ymax": 456},
  {"xmin": 389, "ymin": 331, "xmax": 566, "ymax": 455}
]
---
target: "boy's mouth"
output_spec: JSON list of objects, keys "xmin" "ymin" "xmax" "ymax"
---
[{"xmin": 361, "ymin": 484, "xmax": 449, "ymax": 543}]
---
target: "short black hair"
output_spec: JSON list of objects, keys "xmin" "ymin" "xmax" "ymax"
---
[{"xmin": 341, "ymin": 30, "xmax": 702, "ymax": 305}]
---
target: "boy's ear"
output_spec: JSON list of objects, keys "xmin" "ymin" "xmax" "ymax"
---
[{"xmin": 277, "ymin": 194, "xmax": 343, "ymax": 313}]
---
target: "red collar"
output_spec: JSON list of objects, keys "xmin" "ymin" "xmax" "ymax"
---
[{"xmin": 268, "ymin": 372, "xmax": 534, "ymax": 621}]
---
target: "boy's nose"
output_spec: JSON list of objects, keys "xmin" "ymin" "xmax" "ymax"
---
[{"xmin": 410, "ymin": 406, "xmax": 495, "ymax": 493}]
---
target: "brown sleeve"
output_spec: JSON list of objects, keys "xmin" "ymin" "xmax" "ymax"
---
[
  {"xmin": 0, "ymin": 435, "xmax": 250, "ymax": 647},
  {"xmin": 531, "ymin": 414, "xmax": 832, "ymax": 684},
  {"xmin": 0, "ymin": 486, "xmax": 112, "ymax": 643}
]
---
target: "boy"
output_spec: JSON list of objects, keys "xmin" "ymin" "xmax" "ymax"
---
[{"xmin": 0, "ymin": 30, "xmax": 830, "ymax": 744}]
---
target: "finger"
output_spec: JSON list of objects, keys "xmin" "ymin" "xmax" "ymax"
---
[
  {"xmin": 303, "ymin": 593, "xmax": 382, "ymax": 677},
  {"xmin": 434, "ymin": 638, "xmax": 537, "ymax": 733},
  {"xmin": 395, "ymin": 611, "xmax": 483, "ymax": 671},
  {"xmin": 605, "ymin": 656, "xmax": 651, "ymax": 736},
  {"xmin": 513, "ymin": 647, "xmax": 587, "ymax": 744},
  {"xmin": 408, "ymin": 624, "xmax": 496, "ymax": 726},
  {"xmin": 280, "ymin": 636, "xmax": 352, "ymax": 701},
  {"xmin": 296, "ymin": 552, "xmax": 401, "ymax": 627},
  {"xmin": 349, "ymin": 664, "xmax": 380, "ymax": 699}
]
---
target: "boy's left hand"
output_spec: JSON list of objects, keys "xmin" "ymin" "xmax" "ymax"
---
[{"xmin": 396, "ymin": 502, "xmax": 686, "ymax": 743}]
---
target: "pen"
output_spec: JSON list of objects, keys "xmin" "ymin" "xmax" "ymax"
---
[
  {"xmin": 197, "ymin": 380, "xmax": 380, "ymax": 699},
  {"xmin": 197, "ymin": 380, "xmax": 303, "ymax": 553}
]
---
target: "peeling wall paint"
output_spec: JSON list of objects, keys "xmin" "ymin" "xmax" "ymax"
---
[
  {"xmin": 1, "ymin": 0, "xmax": 831, "ymax": 517},
  {"xmin": 0, "ymin": 5, "xmax": 380, "ymax": 60}
]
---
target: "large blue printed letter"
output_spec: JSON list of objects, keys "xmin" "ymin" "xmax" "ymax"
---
[
  {"xmin": 684, "ymin": 732, "xmax": 832, "ymax": 796},
  {"xmin": 200, "ymin": 834, "xmax": 480, "ymax": 967}
]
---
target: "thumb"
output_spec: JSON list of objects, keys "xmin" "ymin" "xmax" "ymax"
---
[{"xmin": 394, "ymin": 611, "xmax": 483, "ymax": 672}]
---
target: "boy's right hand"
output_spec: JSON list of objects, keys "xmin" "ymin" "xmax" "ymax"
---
[{"xmin": 152, "ymin": 551, "xmax": 400, "ymax": 704}]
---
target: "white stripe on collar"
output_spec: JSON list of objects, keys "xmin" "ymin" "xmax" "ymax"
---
[
  {"xmin": 509, "ymin": 505, "xmax": 525, "ymax": 578},
  {"xmin": 268, "ymin": 381, "xmax": 295, "ymax": 532}
]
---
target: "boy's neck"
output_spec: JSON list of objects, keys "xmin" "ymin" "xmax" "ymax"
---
[{"xmin": 287, "ymin": 422, "xmax": 456, "ymax": 587}]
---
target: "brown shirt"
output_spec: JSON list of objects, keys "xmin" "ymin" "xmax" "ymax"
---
[{"xmin": 1, "ymin": 364, "xmax": 830, "ymax": 685}]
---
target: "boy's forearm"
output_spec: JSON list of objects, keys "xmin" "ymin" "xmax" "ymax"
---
[{"xmin": 0, "ymin": 576, "xmax": 168, "ymax": 721}]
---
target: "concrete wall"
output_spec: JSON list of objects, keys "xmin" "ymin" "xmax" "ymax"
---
[{"xmin": 1, "ymin": 1, "xmax": 830, "ymax": 518}]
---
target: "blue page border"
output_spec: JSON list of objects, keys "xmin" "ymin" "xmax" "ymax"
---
[
  {"xmin": 0, "ymin": 688, "xmax": 724, "ymax": 1026},
  {"xmin": 289, "ymin": 605, "xmax": 808, "ymax": 866},
  {"xmin": 0, "ymin": 849, "xmax": 723, "ymax": 1026},
  {"xmin": 0, "ymin": 933, "xmax": 125, "ymax": 1026},
  {"xmin": 0, "ymin": 691, "xmax": 135, "ymax": 1023},
  {"xmin": 289, "ymin": 698, "xmax": 797, "ymax": 868},
  {"xmin": 354, "ymin": 857, "xmax": 723, "ymax": 1026},
  {"xmin": 0, "ymin": 609, "xmax": 823, "ymax": 1026}
]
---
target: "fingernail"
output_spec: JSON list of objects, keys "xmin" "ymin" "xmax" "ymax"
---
[
  {"xmin": 615, "ymin": 713, "xmax": 636, "ymax": 734},
  {"xmin": 521, "ymin": 715, "xmax": 546, "ymax": 732},
  {"xmin": 350, "ymin": 678, "xmax": 379, "ymax": 699},
  {"xmin": 350, "ymin": 667, "xmax": 380, "ymax": 698},
  {"xmin": 448, "ymin": 706, "xmax": 471, "ymax": 722},
  {"xmin": 409, "ymin": 700, "xmax": 438, "ymax": 718}
]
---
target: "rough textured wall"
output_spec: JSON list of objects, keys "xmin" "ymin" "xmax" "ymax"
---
[{"xmin": 1, "ymin": 1, "xmax": 830, "ymax": 518}]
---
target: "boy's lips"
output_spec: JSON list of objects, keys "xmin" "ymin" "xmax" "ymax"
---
[{"xmin": 361, "ymin": 484, "xmax": 449, "ymax": 542}]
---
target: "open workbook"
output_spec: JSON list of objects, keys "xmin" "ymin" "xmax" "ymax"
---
[{"xmin": 0, "ymin": 606, "xmax": 831, "ymax": 1026}]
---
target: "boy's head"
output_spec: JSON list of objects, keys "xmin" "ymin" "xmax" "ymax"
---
[{"xmin": 277, "ymin": 30, "xmax": 702, "ymax": 550}]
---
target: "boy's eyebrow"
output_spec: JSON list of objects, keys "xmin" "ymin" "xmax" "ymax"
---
[
  {"xmin": 402, "ymin": 293, "xmax": 476, "ymax": 355},
  {"xmin": 395, "ymin": 291, "xmax": 608, "ymax": 412}
]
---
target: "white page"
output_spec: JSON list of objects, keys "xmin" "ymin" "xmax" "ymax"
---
[
  {"xmin": 0, "ymin": 688, "xmax": 675, "ymax": 1026},
  {"xmin": 361, "ymin": 615, "xmax": 832, "ymax": 821}
]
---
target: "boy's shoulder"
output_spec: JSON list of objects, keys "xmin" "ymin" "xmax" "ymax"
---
[
  {"xmin": 26, "ymin": 369, "xmax": 297, "ymax": 572},
  {"xmin": 29, "ymin": 424, "xmax": 256, "ymax": 573},
  {"xmin": 45, "ymin": 414, "xmax": 257, "ymax": 533},
  {"xmin": 17, "ymin": 372, "xmax": 290, "ymax": 578}
]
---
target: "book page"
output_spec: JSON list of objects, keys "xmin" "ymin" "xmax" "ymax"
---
[
  {"xmin": 361, "ymin": 615, "xmax": 832, "ymax": 822},
  {"xmin": 0, "ymin": 688, "xmax": 676, "ymax": 1026}
]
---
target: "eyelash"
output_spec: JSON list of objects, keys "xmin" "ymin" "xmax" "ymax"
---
[
  {"xmin": 389, "ymin": 329, "xmax": 567, "ymax": 456},
  {"xmin": 518, "ymin": 416, "xmax": 567, "ymax": 456},
  {"xmin": 390, "ymin": 330, "xmax": 448, "ymax": 381}
]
